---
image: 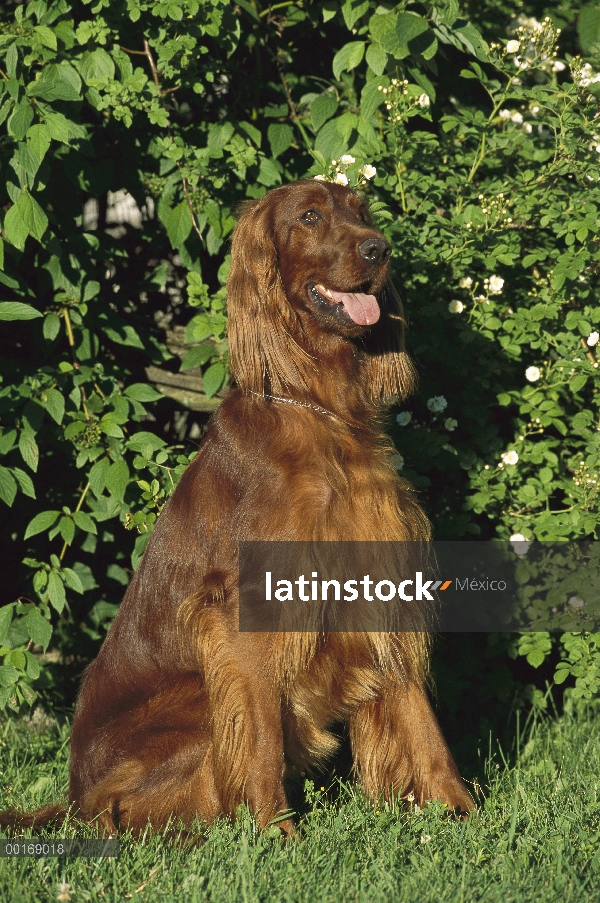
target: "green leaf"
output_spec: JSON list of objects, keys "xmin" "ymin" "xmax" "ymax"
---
[
  {"xmin": 28, "ymin": 63, "xmax": 82, "ymax": 102},
  {"xmin": 342, "ymin": 0, "xmax": 369, "ymax": 30},
  {"xmin": 43, "ymin": 312, "xmax": 61, "ymax": 340},
  {"xmin": 25, "ymin": 651, "xmax": 40, "ymax": 680},
  {"xmin": 203, "ymin": 362, "xmax": 227, "ymax": 399},
  {"xmin": 18, "ymin": 193, "xmax": 48, "ymax": 242},
  {"xmin": 369, "ymin": 12, "xmax": 399, "ymax": 52},
  {"xmin": 0, "ymin": 302, "xmax": 42, "ymax": 321},
  {"xmin": 526, "ymin": 649, "xmax": 546, "ymax": 668},
  {"xmin": 5, "ymin": 193, "xmax": 48, "ymax": 250},
  {"xmin": 19, "ymin": 430, "xmax": 39, "ymax": 472},
  {"xmin": 180, "ymin": 344, "xmax": 215, "ymax": 371},
  {"xmin": 102, "ymin": 323, "xmax": 145, "ymax": 349},
  {"xmin": 570, "ymin": 374, "xmax": 588, "ymax": 394},
  {"xmin": 453, "ymin": 20, "xmax": 489, "ymax": 60},
  {"xmin": 99, "ymin": 418, "xmax": 124, "ymax": 439},
  {"xmin": 333, "ymin": 41, "xmax": 366, "ymax": 80},
  {"xmin": 554, "ymin": 664, "xmax": 571, "ymax": 685},
  {"xmin": 80, "ymin": 48, "xmax": 115, "ymax": 86},
  {"xmin": 0, "ymin": 664, "xmax": 20, "ymax": 688},
  {"xmin": 311, "ymin": 94, "xmax": 339, "ymax": 132},
  {"xmin": 12, "ymin": 468, "xmax": 35, "ymax": 499},
  {"xmin": 39, "ymin": 388, "xmax": 65, "ymax": 425},
  {"xmin": 89, "ymin": 456, "xmax": 110, "ymax": 497},
  {"xmin": 365, "ymin": 43, "xmax": 387, "ymax": 76},
  {"xmin": 124, "ymin": 383, "xmax": 164, "ymax": 402},
  {"xmin": 24, "ymin": 510, "xmax": 60, "ymax": 539},
  {"xmin": 7, "ymin": 103, "xmax": 34, "ymax": 140},
  {"xmin": 0, "ymin": 604, "xmax": 13, "ymax": 644},
  {"xmin": 43, "ymin": 111, "xmax": 86, "ymax": 143},
  {"xmin": 105, "ymin": 460, "xmax": 129, "ymax": 502},
  {"xmin": 72, "ymin": 511, "xmax": 97, "ymax": 535},
  {"xmin": 46, "ymin": 571, "xmax": 66, "ymax": 613},
  {"xmin": 58, "ymin": 516, "xmax": 75, "ymax": 544},
  {"xmin": 393, "ymin": 13, "xmax": 430, "ymax": 59},
  {"xmin": 4, "ymin": 202, "xmax": 30, "ymax": 252},
  {"xmin": 257, "ymin": 157, "xmax": 281, "ymax": 187},
  {"xmin": 239, "ymin": 120, "xmax": 262, "ymax": 147},
  {"xmin": 27, "ymin": 124, "xmax": 52, "ymax": 167},
  {"xmin": 11, "ymin": 144, "xmax": 43, "ymax": 183},
  {"xmin": 0, "ymin": 468, "xmax": 17, "ymax": 507},
  {"xmin": 578, "ymin": 4, "xmax": 600, "ymax": 54},
  {"xmin": 61, "ymin": 567, "xmax": 84, "ymax": 593},
  {"xmin": 267, "ymin": 123, "xmax": 294, "ymax": 159},
  {"xmin": 158, "ymin": 198, "xmax": 193, "ymax": 251},
  {"xmin": 236, "ymin": 0, "xmax": 260, "ymax": 21},
  {"xmin": 33, "ymin": 26, "xmax": 58, "ymax": 50},
  {"xmin": 127, "ymin": 432, "xmax": 166, "ymax": 453}
]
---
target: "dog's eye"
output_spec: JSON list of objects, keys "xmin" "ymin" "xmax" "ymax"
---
[{"xmin": 300, "ymin": 209, "xmax": 321, "ymax": 224}]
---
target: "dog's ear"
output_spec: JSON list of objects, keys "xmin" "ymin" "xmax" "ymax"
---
[
  {"xmin": 363, "ymin": 280, "xmax": 417, "ymax": 403},
  {"xmin": 227, "ymin": 193, "xmax": 313, "ymax": 395}
]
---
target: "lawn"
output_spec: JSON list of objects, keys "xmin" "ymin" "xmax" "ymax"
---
[{"xmin": 1, "ymin": 701, "xmax": 599, "ymax": 902}]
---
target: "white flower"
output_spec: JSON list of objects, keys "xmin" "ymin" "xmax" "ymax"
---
[
  {"xmin": 420, "ymin": 834, "xmax": 432, "ymax": 844},
  {"xmin": 459, "ymin": 276, "xmax": 473, "ymax": 288},
  {"xmin": 57, "ymin": 885, "xmax": 72, "ymax": 903},
  {"xmin": 502, "ymin": 450, "xmax": 519, "ymax": 465},
  {"xmin": 340, "ymin": 154, "xmax": 355, "ymax": 165},
  {"xmin": 418, "ymin": 93, "xmax": 430, "ymax": 107},
  {"xmin": 390, "ymin": 453, "xmax": 404, "ymax": 471},
  {"xmin": 313, "ymin": 174, "xmax": 326, "ymax": 182},
  {"xmin": 552, "ymin": 60, "xmax": 566, "ymax": 72},
  {"xmin": 448, "ymin": 300, "xmax": 464, "ymax": 314},
  {"xmin": 510, "ymin": 533, "xmax": 532, "ymax": 556},
  {"xmin": 427, "ymin": 396, "xmax": 448, "ymax": 413},
  {"xmin": 506, "ymin": 40, "xmax": 520, "ymax": 54},
  {"xmin": 396, "ymin": 412, "xmax": 412, "ymax": 426},
  {"xmin": 523, "ymin": 122, "xmax": 533, "ymax": 134},
  {"xmin": 444, "ymin": 418, "xmax": 458, "ymax": 431},
  {"xmin": 525, "ymin": 366, "xmax": 541, "ymax": 382},
  {"xmin": 587, "ymin": 331, "xmax": 599, "ymax": 346},
  {"xmin": 334, "ymin": 172, "xmax": 349, "ymax": 186},
  {"xmin": 488, "ymin": 275, "xmax": 504, "ymax": 294},
  {"xmin": 568, "ymin": 595, "xmax": 584, "ymax": 609},
  {"xmin": 360, "ymin": 164, "xmax": 377, "ymax": 180},
  {"xmin": 510, "ymin": 112, "xmax": 523, "ymax": 124},
  {"xmin": 499, "ymin": 109, "xmax": 512, "ymax": 120}
]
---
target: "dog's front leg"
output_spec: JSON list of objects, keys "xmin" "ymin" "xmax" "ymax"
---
[
  {"xmin": 350, "ymin": 680, "xmax": 474, "ymax": 815},
  {"xmin": 199, "ymin": 613, "xmax": 293, "ymax": 834}
]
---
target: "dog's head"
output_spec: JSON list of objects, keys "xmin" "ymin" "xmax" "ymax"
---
[{"xmin": 227, "ymin": 180, "xmax": 415, "ymax": 401}]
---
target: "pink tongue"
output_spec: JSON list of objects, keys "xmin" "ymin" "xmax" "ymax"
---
[{"xmin": 327, "ymin": 289, "xmax": 380, "ymax": 325}]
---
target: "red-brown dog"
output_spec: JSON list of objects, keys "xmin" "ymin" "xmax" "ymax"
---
[{"xmin": 1, "ymin": 180, "xmax": 473, "ymax": 835}]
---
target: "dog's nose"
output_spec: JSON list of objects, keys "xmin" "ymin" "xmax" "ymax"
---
[{"xmin": 358, "ymin": 238, "xmax": 391, "ymax": 264}]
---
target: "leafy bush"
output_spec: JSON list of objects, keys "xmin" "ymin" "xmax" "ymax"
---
[{"xmin": 1, "ymin": 0, "xmax": 600, "ymax": 712}]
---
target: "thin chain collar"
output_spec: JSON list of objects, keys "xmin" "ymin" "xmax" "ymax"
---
[{"xmin": 248, "ymin": 390, "xmax": 347, "ymax": 424}]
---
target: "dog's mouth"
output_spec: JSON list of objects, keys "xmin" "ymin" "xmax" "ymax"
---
[{"xmin": 308, "ymin": 283, "xmax": 381, "ymax": 326}]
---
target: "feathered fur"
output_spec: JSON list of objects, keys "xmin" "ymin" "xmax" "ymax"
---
[{"xmin": 0, "ymin": 180, "xmax": 472, "ymax": 837}]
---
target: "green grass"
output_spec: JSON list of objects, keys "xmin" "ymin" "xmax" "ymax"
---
[{"xmin": 1, "ymin": 702, "xmax": 600, "ymax": 903}]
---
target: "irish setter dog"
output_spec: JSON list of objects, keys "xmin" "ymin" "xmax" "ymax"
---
[{"xmin": 2, "ymin": 179, "xmax": 472, "ymax": 835}]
